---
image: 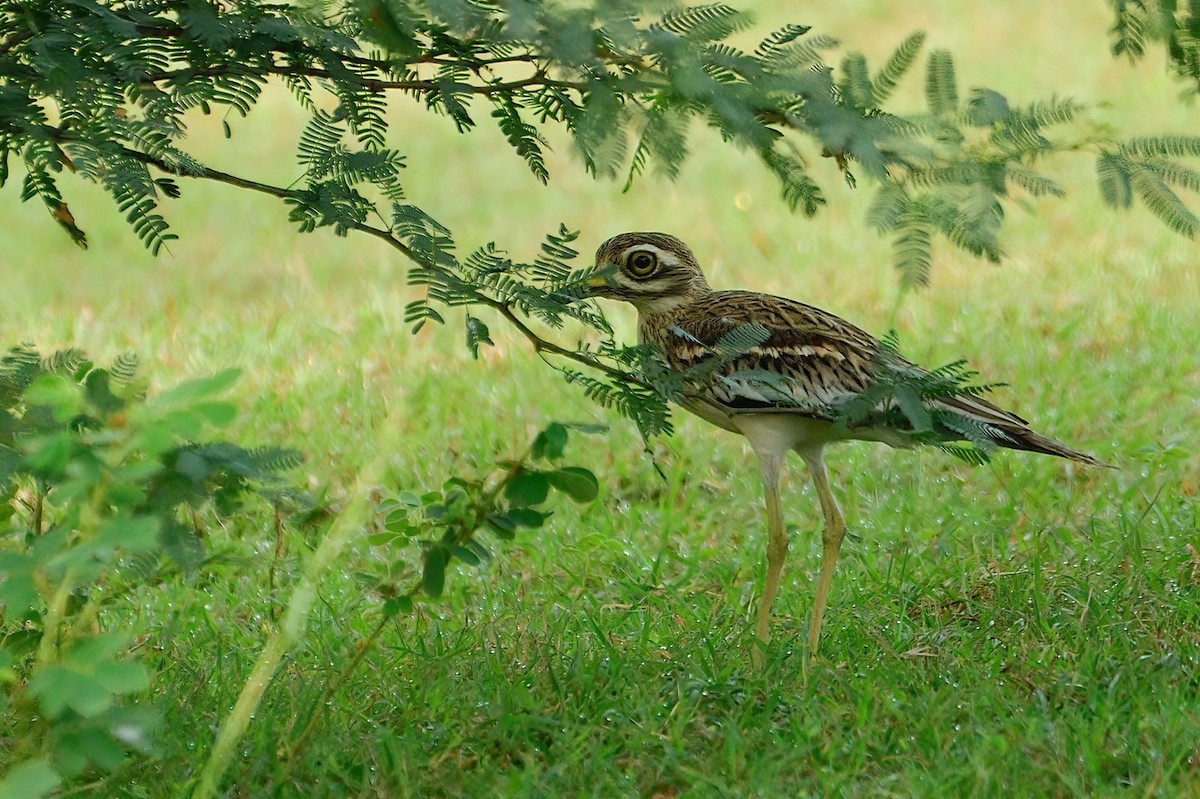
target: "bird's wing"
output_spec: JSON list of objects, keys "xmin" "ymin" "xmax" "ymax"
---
[
  {"xmin": 652, "ymin": 291, "xmax": 1108, "ymax": 465},
  {"xmin": 656, "ymin": 291, "xmax": 880, "ymax": 416}
]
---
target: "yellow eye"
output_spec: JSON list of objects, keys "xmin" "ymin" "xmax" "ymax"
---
[{"xmin": 627, "ymin": 250, "xmax": 658, "ymax": 278}]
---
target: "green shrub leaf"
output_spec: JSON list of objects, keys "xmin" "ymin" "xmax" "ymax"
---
[
  {"xmin": 153, "ymin": 368, "xmax": 241, "ymax": 406},
  {"xmin": 485, "ymin": 512, "xmax": 517, "ymax": 540},
  {"xmin": 507, "ymin": 508, "xmax": 548, "ymax": 528},
  {"xmin": 546, "ymin": 467, "xmax": 599, "ymax": 503},
  {"xmin": 193, "ymin": 401, "xmax": 238, "ymax": 427},
  {"xmin": 382, "ymin": 595, "xmax": 414, "ymax": 617},
  {"xmin": 0, "ymin": 758, "xmax": 61, "ymax": 799},
  {"xmin": 531, "ymin": 422, "xmax": 569, "ymax": 461},
  {"xmin": 24, "ymin": 374, "xmax": 83, "ymax": 421},
  {"xmin": 422, "ymin": 546, "xmax": 447, "ymax": 598},
  {"xmin": 505, "ymin": 470, "xmax": 550, "ymax": 507}
]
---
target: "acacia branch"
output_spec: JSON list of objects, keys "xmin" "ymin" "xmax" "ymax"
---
[
  {"xmin": 139, "ymin": 62, "xmax": 586, "ymax": 96},
  {"xmin": 118, "ymin": 146, "xmax": 653, "ymax": 393},
  {"xmin": 120, "ymin": 19, "xmax": 541, "ymax": 73}
]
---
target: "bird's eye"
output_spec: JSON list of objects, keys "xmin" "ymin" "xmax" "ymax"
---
[{"xmin": 627, "ymin": 251, "xmax": 658, "ymax": 278}]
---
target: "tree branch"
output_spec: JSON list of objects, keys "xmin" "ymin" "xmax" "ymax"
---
[
  {"xmin": 138, "ymin": 62, "xmax": 585, "ymax": 96},
  {"xmin": 118, "ymin": 146, "xmax": 655, "ymax": 394}
]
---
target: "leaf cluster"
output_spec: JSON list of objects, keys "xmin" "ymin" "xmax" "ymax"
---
[
  {"xmin": 5, "ymin": 1, "xmax": 1196, "ymax": 276},
  {"xmin": 1096, "ymin": 136, "xmax": 1200, "ymax": 237},
  {"xmin": 0, "ymin": 344, "xmax": 301, "ymax": 789},
  {"xmin": 828, "ymin": 333, "xmax": 1005, "ymax": 464},
  {"xmin": 401, "ymin": 218, "xmax": 607, "ymax": 335},
  {"xmin": 1109, "ymin": 0, "xmax": 1200, "ymax": 96},
  {"xmin": 361, "ymin": 421, "xmax": 600, "ymax": 607},
  {"xmin": 4, "ymin": 1, "xmax": 1199, "ymax": 449}
]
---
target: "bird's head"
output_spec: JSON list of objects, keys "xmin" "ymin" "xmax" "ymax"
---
[{"xmin": 587, "ymin": 232, "xmax": 712, "ymax": 313}]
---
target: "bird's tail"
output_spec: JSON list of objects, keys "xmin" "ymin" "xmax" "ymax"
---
[
  {"xmin": 934, "ymin": 393, "xmax": 1112, "ymax": 468},
  {"xmin": 990, "ymin": 424, "xmax": 1112, "ymax": 468}
]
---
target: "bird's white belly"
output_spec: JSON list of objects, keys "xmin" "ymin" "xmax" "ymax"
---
[{"xmin": 679, "ymin": 396, "xmax": 911, "ymax": 459}]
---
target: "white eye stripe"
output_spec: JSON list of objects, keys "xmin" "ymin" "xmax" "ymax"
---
[
  {"xmin": 622, "ymin": 244, "xmax": 682, "ymax": 269},
  {"xmin": 612, "ymin": 275, "xmax": 687, "ymax": 296}
]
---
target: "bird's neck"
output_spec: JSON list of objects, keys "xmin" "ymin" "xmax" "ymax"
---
[{"xmin": 635, "ymin": 287, "xmax": 713, "ymax": 339}]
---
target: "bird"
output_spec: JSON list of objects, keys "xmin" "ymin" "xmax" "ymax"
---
[{"xmin": 585, "ymin": 231, "xmax": 1108, "ymax": 659}]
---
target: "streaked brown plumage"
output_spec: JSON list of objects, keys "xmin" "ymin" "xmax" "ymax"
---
[{"xmin": 587, "ymin": 231, "xmax": 1108, "ymax": 659}]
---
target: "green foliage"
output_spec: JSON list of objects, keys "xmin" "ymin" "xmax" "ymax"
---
[
  {"xmin": 652, "ymin": 4, "xmax": 753, "ymax": 43},
  {"xmin": 271, "ymin": 420, "xmax": 601, "ymax": 762},
  {"xmin": 925, "ymin": 48, "xmax": 959, "ymax": 115},
  {"xmin": 3, "ymin": 0, "xmax": 1196, "ymax": 287},
  {"xmin": 3, "ymin": 0, "xmax": 1199, "ymax": 446},
  {"xmin": 872, "ymin": 31, "xmax": 926, "ymax": 104},
  {"xmin": 362, "ymin": 422, "xmax": 598, "ymax": 603},
  {"xmin": 0, "ymin": 4, "xmax": 1194, "ymax": 797},
  {"xmin": 0, "ymin": 345, "xmax": 301, "ymax": 792},
  {"xmin": 829, "ymin": 333, "xmax": 1006, "ymax": 463},
  {"xmin": 1096, "ymin": 138, "xmax": 1200, "ymax": 236},
  {"xmin": 1109, "ymin": 0, "xmax": 1200, "ymax": 95},
  {"xmin": 0, "ymin": 759, "xmax": 60, "ymax": 799}
]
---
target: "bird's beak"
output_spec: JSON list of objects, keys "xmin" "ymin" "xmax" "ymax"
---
[
  {"xmin": 583, "ymin": 265, "xmax": 618, "ymax": 297},
  {"xmin": 555, "ymin": 266, "xmax": 617, "ymax": 304}
]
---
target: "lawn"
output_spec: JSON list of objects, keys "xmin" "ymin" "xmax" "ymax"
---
[{"xmin": 2, "ymin": 1, "xmax": 1198, "ymax": 796}]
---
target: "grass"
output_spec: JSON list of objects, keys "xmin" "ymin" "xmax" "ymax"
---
[{"xmin": 3, "ymin": 0, "xmax": 1200, "ymax": 796}]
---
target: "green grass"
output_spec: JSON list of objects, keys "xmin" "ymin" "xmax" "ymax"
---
[{"xmin": 3, "ymin": 1, "xmax": 1199, "ymax": 796}]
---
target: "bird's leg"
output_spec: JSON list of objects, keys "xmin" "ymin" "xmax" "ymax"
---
[
  {"xmin": 799, "ymin": 449, "xmax": 844, "ymax": 656},
  {"xmin": 753, "ymin": 451, "xmax": 788, "ymax": 655}
]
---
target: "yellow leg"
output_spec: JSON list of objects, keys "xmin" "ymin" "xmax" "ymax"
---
[
  {"xmin": 753, "ymin": 451, "xmax": 788, "ymax": 662},
  {"xmin": 799, "ymin": 449, "xmax": 844, "ymax": 656}
]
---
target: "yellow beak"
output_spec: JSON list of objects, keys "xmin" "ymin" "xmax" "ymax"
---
[{"xmin": 586, "ymin": 264, "xmax": 618, "ymax": 292}]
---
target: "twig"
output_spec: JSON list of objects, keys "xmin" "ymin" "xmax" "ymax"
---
[
  {"xmin": 111, "ymin": 146, "xmax": 671, "ymax": 396},
  {"xmin": 268, "ymin": 502, "xmax": 285, "ymax": 621},
  {"xmin": 285, "ymin": 610, "xmax": 393, "ymax": 759},
  {"xmin": 139, "ymin": 63, "xmax": 585, "ymax": 96}
]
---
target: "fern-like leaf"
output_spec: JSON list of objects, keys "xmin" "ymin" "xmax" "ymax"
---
[
  {"xmin": 1110, "ymin": 2, "xmax": 1148, "ymax": 62},
  {"xmin": 21, "ymin": 163, "xmax": 88, "ymax": 249},
  {"xmin": 492, "ymin": 97, "xmax": 549, "ymax": 184},
  {"xmin": 927, "ymin": 190, "xmax": 1004, "ymax": 263},
  {"xmin": 925, "ymin": 49, "xmax": 958, "ymax": 115},
  {"xmin": 762, "ymin": 148, "xmax": 825, "ymax": 216},
  {"xmin": 112, "ymin": 352, "xmax": 140, "ymax": 385},
  {"xmin": 1130, "ymin": 164, "xmax": 1199, "ymax": 236},
  {"xmin": 871, "ymin": 31, "xmax": 925, "ymax": 104},
  {"xmin": 754, "ymin": 23, "xmax": 812, "ymax": 60},
  {"xmin": 1006, "ymin": 165, "xmax": 1065, "ymax": 198},
  {"xmin": 0, "ymin": 345, "xmax": 42, "ymax": 410},
  {"xmin": 1024, "ymin": 96, "xmax": 1082, "ymax": 128},
  {"xmin": 867, "ymin": 182, "xmax": 907, "ymax": 232},
  {"xmin": 1121, "ymin": 136, "xmax": 1200, "ymax": 159},
  {"xmin": 652, "ymin": 4, "xmax": 751, "ymax": 43},
  {"xmin": 1096, "ymin": 152, "xmax": 1134, "ymax": 208},
  {"xmin": 43, "ymin": 348, "xmax": 90, "ymax": 378},
  {"xmin": 757, "ymin": 32, "xmax": 839, "ymax": 72},
  {"xmin": 839, "ymin": 52, "xmax": 875, "ymax": 110},
  {"xmin": 622, "ymin": 134, "xmax": 650, "ymax": 193},
  {"xmin": 892, "ymin": 207, "xmax": 933, "ymax": 289},
  {"xmin": 1140, "ymin": 158, "xmax": 1200, "ymax": 193},
  {"xmin": 109, "ymin": 182, "xmax": 178, "ymax": 255}
]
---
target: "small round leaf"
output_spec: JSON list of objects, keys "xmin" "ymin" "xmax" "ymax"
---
[
  {"xmin": 504, "ymin": 470, "xmax": 550, "ymax": 507},
  {"xmin": 546, "ymin": 467, "xmax": 599, "ymax": 503}
]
